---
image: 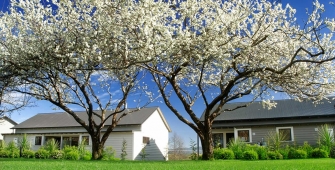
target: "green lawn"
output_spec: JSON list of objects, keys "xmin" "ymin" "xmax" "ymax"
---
[{"xmin": 0, "ymin": 158, "xmax": 334, "ymax": 170}]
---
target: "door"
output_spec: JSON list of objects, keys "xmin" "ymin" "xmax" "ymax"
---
[{"xmin": 225, "ymin": 133, "xmax": 234, "ymax": 148}]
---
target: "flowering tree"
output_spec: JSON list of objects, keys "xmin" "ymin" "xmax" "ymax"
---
[
  {"xmin": 137, "ymin": 0, "xmax": 335, "ymax": 159},
  {"xmin": 0, "ymin": 0, "xmax": 154, "ymax": 159},
  {"xmin": 0, "ymin": 67, "xmax": 31, "ymax": 116}
]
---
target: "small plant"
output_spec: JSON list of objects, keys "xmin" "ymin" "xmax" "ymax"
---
[
  {"xmin": 78, "ymin": 138, "xmax": 87, "ymax": 159},
  {"xmin": 19, "ymin": 134, "xmax": 31, "ymax": 152},
  {"xmin": 102, "ymin": 146, "xmax": 117, "ymax": 161},
  {"xmin": 311, "ymin": 148, "xmax": 329, "ymax": 158},
  {"xmin": 22, "ymin": 150, "xmax": 35, "ymax": 158},
  {"xmin": 243, "ymin": 150, "xmax": 258, "ymax": 160},
  {"xmin": 267, "ymin": 151, "xmax": 283, "ymax": 160},
  {"xmin": 140, "ymin": 146, "xmax": 149, "ymax": 161},
  {"xmin": 45, "ymin": 138, "xmax": 59, "ymax": 153},
  {"xmin": 228, "ymin": 138, "xmax": 246, "ymax": 159},
  {"xmin": 189, "ymin": 139, "xmax": 197, "ymax": 160},
  {"xmin": 120, "ymin": 139, "xmax": 127, "ymax": 160},
  {"xmin": 266, "ymin": 130, "xmax": 287, "ymax": 151}
]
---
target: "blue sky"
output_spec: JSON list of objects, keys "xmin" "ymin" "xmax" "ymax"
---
[{"xmin": 1, "ymin": 0, "xmax": 335, "ymax": 144}]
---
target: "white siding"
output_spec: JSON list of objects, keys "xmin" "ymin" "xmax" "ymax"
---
[
  {"xmin": 103, "ymin": 132, "xmax": 133, "ymax": 160},
  {"xmin": 0, "ymin": 120, "xmax": 15, "ymax": 140},
  {"xmin": 132, "ymin": 131, "xmax": 144, "ymax": 160},
  {"xmin": 141, "ymin": 110, "xmax": 169, "ymax": 159},
  {"xmin": 3, "ymin": 134, "xmax": 42, "ymax": 150}
]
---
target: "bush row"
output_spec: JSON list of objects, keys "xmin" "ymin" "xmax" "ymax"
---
[{"xmin": 213, "ymin": 141, "xmax": 334, "ymax": 160}]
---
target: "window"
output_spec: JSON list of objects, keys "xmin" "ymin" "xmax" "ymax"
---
[
  {"xmin": 143, "ymin": 137, "xmax": 150, "ymax": 144},
  {"xmin": 276, "ymin": 127, "xmax": 294, "ymax": 141},
  {"xmin": 235, "ymin": 128, "xmax": 251, "ymax": 142},
  {"xmin": 212, "ymin": 133, "xmax": 223, "ymax": 148},
  {"xmin": 81, "ymin": 136, "xmax": 89, "ymax": 145},
  {"xmin": 35, "ymin": 136, "xmax": 42, "ymax": 145},
  {"xmin": 63, "ymin": 137, "xmax": 79, "ymax": 147}
]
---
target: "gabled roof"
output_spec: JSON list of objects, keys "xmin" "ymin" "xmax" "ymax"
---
[
  {"xmin": 201, "ymin": 98, "xmax": 335, "ymax": 121},
  {"xmin": 0, "ymin": 116, "xmax": 18, "ymax": 125},
  {"xmin": 13, "ymin": 107, "xmax": 170, "ymax": 130}
]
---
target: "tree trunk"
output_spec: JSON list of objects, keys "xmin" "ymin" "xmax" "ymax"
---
[
  {"xmin": 91, "ymin": 136, "xmax": 104, "ymax": 160},
  {"xmin": 200, "ymin": 121, "xmax": 214, "ymax": 160}
]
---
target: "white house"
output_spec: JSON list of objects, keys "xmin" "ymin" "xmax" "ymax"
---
[
  {"xmin": 0, "ymin": 116, "xmax": 17, "ymax": 140},
  {"xmin": 2, "ymin": 107, "xmax": 171, "ymax": 160}
]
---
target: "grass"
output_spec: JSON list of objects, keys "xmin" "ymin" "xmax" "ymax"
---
[{"xmin": 0, "ymin": 158, "xmax": 334, "ymax": 170}]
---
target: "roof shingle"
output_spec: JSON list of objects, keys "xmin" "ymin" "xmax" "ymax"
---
[
  {"xmin": 14, "ymin": 107, "xmax": 159, "ymax": 129},
  {"xmin": 201, "ymin": 99, "xmax": 335, "ymax": 121}
]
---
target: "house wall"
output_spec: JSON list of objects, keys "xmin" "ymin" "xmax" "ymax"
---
[
  {"xmin": 3, "ymin": 132, "xmax": 136, "ymax": 160},
  {"xmin": 103, "ymin": 132, "xmax": 134, "ymax": 160},
  {"xmin": 213, "ymin": 123, "xmax": 335, "ymax": 147},
  {"xmin": 0, "ymin": 119, "xmax": 15, "ymax": 140},
  {"xmin": 132, "ymin": 131, "xmax": 144, "ymax": 160},
  {"xmin": 140, "ymin": 110, "xmax": 169, "ymax": 160},
  {"xmin": 3, "ymin": 134, "xmax": 41, "ymax": 150}
]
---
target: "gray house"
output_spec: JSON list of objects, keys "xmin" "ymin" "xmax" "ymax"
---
[
  {"xmin": 2, "ymin": 107, "xmax": 171, "ymax": 160},
  {"xmin": 204, "ymin": 99, "xmax": 335, "ymax": 148}
]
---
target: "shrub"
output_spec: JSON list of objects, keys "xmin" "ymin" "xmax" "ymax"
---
[
  {"xmin": 317, "ymin": 124, "xmax": 334, "ymax": 154},
  {"xmin": 228, "ymin": 138, "xmax": 246, "ymax": 159},
  {"xmin": 213, "ymin": 148, "xmax": 234, "ymax": 160},
  {"xmin": 102, "ymin": 146, "xmax": 116, "ymax": 161},
  {"xmin": 64, "ymin": 151, "xmax": 80, "ymax": 160},
  {"xmin": 279, "ymin": 145, "xmax": 290, "ymax": 159},
  {"xmin": 0, "ymin": 140, "xmax": 6, "ymax": 150},
  {"xmin": 19, "ymin": 134, "xmax": 31, "ymax": 152},
  {"xmin": 255, "ymin": 146, "xmax": 267, "ymax": 160},
  {"xmin": 6, "ymin": 141, "xmax": 19, "ymax": 158},
  {"xmin": 78, "ymin": 139, "xmax": 87, "ymax": 159},
  {"xmin": 82, "ymin": 151, "xmax": 92, "ymax": 161},
  {"xmin": 120, "ymin": 139, "xmax": 127, "ymax": 160},
  {"xmin": 45, "ymin": 139, "xmax": 59, "ymax": 153},
  {"xmin": 50, "ymin": 150, "xmax": 64, "ymax": 159},
  {"xmin": 243, "ymin": 150, "xmax": 258, "ymax": 160},
  {"xmin": 330, "ymin": 143, "xmax": 335, "ymax": 158},
  {"xmin": 267, "ymin": 151, "xmax": 283, "ymax": 160},
  {"xmin": 22, "ymin": 150, "xmax": 35, "ymax": 158},
  {"xmin": 35, "ymin": 148, "xmax": 50, "ymax": 159},
  {"xmin": 288, "ymin": 149, "xmax": 307, "ymax": 159},
  {"xmin": 311, "ymin": 148, "xmax": 329, "ymax": 158},
  {"xmin": 0, "ymin": 150, "xmax": 9, "ymax": 158},
  {"xmin": 266, "ymin": 130, "xmax": 287, "ymax": 151},
  {"xmin": 63, "ymin": 145, "xmax": 78, "ymax": 154},
  {"xmin": 63, "ymin": 145, "xmax": 79, "ymax": 160}
]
